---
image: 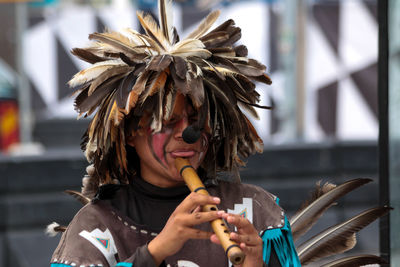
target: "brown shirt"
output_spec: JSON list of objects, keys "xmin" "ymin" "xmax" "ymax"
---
[{"xmin": 51, "ymin": 180, "xmax": 285, "ymax": 267}]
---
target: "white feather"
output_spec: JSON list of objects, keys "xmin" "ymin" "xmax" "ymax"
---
[
  {"xmin": 158, "ymin": 0, "xmax": 174, "ymax": 43},
  {"xmin": 45, "ymin": 222, "xmax": 61, "ymax": 237},
  {"xmin": 68, "ymin": 59, "xmax": 125, "ymax": 88}
]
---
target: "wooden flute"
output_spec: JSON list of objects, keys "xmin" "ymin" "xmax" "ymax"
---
[{"xmin": 175, "ymin": 157, "xmax": 245, "ymax": 265}]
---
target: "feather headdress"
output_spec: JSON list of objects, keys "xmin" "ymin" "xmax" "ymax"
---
[{"xmin": 69, "ymin": 0, "xmax": 271, "ymax": 192}]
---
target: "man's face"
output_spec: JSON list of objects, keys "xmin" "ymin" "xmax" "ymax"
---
[{"xmin": 127, "ymin": 95, "xmax": 209, "ymax": 188}]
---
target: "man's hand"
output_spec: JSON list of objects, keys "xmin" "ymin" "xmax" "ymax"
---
[
  {"xmin": 148, "ymin": 192, "xmax": 223, "ymax": 265},
  {"xmin": 211, "ymin": 213, "xmax": 264, "ymax": 267}
]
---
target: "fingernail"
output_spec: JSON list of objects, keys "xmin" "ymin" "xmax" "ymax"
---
[
  {"xmin": 213, "ymin": 197, "xmax": 221, "ymax": 203},
  {"xmin": 217, "ymin": 210, "xmax": 225, "ymax": 216}
]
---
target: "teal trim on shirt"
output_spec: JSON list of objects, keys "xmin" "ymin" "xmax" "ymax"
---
[
  {"xmin": 116, "ymin": 263, "xmax": 133, "ymax": 267},
  {"xmin": 261, "ymin": 198, "xmax": 301, "ymax": 266},
  {"xmin": 51, "ymin": 264, "xmax": 73, "ymax": 267}
]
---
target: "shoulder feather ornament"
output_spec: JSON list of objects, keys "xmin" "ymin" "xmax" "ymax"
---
[{"xmin": 291, "ymin": 179, "xmax": 391, "ymax": 266}]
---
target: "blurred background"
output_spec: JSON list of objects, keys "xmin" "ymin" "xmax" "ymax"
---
[{"xmin": 0, "ymin": 0, "xmax": 398, "ymax": 266}]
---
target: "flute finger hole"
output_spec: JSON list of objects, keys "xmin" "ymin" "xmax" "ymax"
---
[{"xmin": 210, "ymin": 207, "xmax": 217, "ymax": 211}]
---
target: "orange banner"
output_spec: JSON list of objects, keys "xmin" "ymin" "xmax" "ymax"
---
[{"xmin": 0, "ymin": 100, "xmax": 19, "ymax": 151}]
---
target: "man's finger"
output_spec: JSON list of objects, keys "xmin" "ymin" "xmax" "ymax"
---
[
  {"xmin": 225, "ymin": 214, "xmax": 255, "ymax": 232},
  {"xmin": 177, "ymin": 192, "xmax": 220, "ymax": 213},
  {"xmin": 186, "ymin": 228, "xmax": 214, "ymax": 240},
  {"xmin": 229, "ymin": 232, "xmax": 262, "ymax": 246}
]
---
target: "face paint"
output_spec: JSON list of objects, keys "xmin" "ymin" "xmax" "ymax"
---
[{"xmin": 147, "ymin": 127, "xmax": 173, "ymax": 168}]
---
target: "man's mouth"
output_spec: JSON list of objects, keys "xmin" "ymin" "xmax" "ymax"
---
[{"xmin": 170, "ymin": 150, "xmax": 196, "ymax": 158}]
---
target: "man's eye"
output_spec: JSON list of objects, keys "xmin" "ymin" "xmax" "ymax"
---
[
  {"xmin": 165, "ymin": 119, "xmax": 178, "ymax": 127},
  {"xmin": 189, "ymin": 116, "xmax": 198, "ymax": 124}
]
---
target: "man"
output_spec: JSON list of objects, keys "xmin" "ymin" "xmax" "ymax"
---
[{"xmin": 51, "ymin": 1, "xmax": 301, "ymax": 266}]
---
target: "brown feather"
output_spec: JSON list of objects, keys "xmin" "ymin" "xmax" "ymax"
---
[
  {"xmin": 173, "ymin": 56, "xmax": 187, "ymax": 79},
  {"xmin": 140, "ymin": 71, "xmax": 168, "ymax": 103},
  {"xmin": 252, "ymin": 73, "xmax": 272, "ymax": 85},
  {"xmin": 76, "ymin": 75, "xmax": 122, "ymax": 117},
  {"xmin": 234, "ymin": 45, "xmax": 248, "ymax": 57},
  {"xmin": 125, "ymin": 70, "xmax": 152, "ymax": 113},
  {"xmin": 136, "ymin": 11, "xmax": 168, "ymax": 51},
  {"xmin": 233, "ymin": 61, "xmax": 265, "ymax": 77},
  {"xmin": 320, "ymin": 254, "xmax": 387, "ymax": 267},
  {"xmin": 71, "ymin": 48, "xmax": 106, "ymax": 64},
  {"xmin": 147, "ymin": 54, "xmax": 172, "ymax": 71},
  {"xmin": 297, "ymin": 206, "xmax": 392, "ymax": 265},
  {"xmin": 199, "ymin": 31, "xmax": 229, "ymax": 48},
  {"xmin": 64, "ymin": 190, "xmax": 91, "ymax": 205},
  {"xmin": 185, "ymin": 10, "xmax": 221, "ymax": 40},
  {"xmin": 208, "ymin": 47, "xmax": 236, "ymax": 57},
  {"xmin": 290, "ymin": 178, "xmax": 372, "ymax": 241},
  {"xmin": 206, "ymin": 19, "xmax": 235, "ymax": 35},
  {"xmin": 88, "ymin": 66, "xmax": 132, "ymax": 96},
  {"xmin": 116, "ymin": 72, "xmax": 136, "ymax": 109}
]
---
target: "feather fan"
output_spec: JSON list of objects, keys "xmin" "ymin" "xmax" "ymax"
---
[
  {"xmin": 290, "ymin": 178, "xmax": 372, "ymax": 241},
  {"xmin": 297, "ymin": 206, "xmax": 391, "ymax": 265},
  {"xmin": 320, "ymin": 254, "xmax": 387, "ymax": 267}
]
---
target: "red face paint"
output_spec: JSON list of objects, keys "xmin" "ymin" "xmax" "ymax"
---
[{"xmin": 148, "ymin": 128, "xmax": 172, "ymax": 167}]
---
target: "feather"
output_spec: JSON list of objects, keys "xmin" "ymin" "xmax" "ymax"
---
[
  {"xmin": 172, "ymin": 39, "xmax": 207, "ymax": 53},
  {"xmin": 199, "ymin": 31, "xmax": 229, "ymax": 48},
  {"xmin": 252, "ymin": 73, "xmax": 272, "ymax": 85},
  {"xmin": 116, "ymin": 72, "xmax": 137, "ymax": 109},
  {"xmin": 45, "ymin": 222, "xmax": 66, "ymax": 236},
  {"xmin": 172, "ymin": 56, "xmax": 188, "ymax": 79},
  {"xmin": 208, "ymin": 47, "xmax": 236, "ymax": 57},
  {"xmin": 172, "ymin": 48, "xmax": 212, "ymax": 59},
  {"xmin": 187, "ymin": 73, "xmax": 204, "ymax": 108},
  {"xmin": 185, "ymin": 10, "xmax": 221, "ymax": 40},
  {"xmin": 238, "ymin": 101, "xmax": 259, "ymax": 119},
  {"xmin": 147, "ymin": 54, "xmax": 172, "ymax": 71},
  {"xmin": 88, "ymin": 66, "xmax": 133, "ymax": 96},
  {"xmin": 125, "ymin": 70, "xmax": 152, "ymax": 113},
  {"xmin": 233, "ymin": 60, "xmax": 265, "ymax": 77},
  {"xmin": 136, "ymin": 11, "xmax": 170, "ymax": 51},
  {"xmin": 64, "ymin": 190, "xmax": 91, "ymax": 205},
  {"xmin": 290, "ymin": 178, "xmax": 372, "ymax": 241},
  {"xmin": 297, "ymin": 206, "xmax": 392, "ymax": 265},
  {"xmin": 171, "ymin": 39, "xmax": 211, "ymax": 58},
  {"xmin": 234, "ymin": 45, "xmax": 248, "ymax": 57},
  {"xmin": 140, "ymin": 71, "xmax": 168, "ymax": 103},
  {"xmin": 243, "ymin": 115, "xmax": 263, "ymax": 153},
  {"xmin": 71, "ymin": 47, "xmax": 106, "ymax": 64},
  {"xmin": 68, "ymin": 59, "xmax": 125, "ymax": 88},
  {"xmin": 205, "ymin": 18, "xmax": 234, "ymax": 36},
  {"xmin": 321, "ymin": 255, "xmax": 387, "ymax": 267},
  {"xmin": 158, "ymin": 0, "xmax": 174, "ymax": 43},
  {"xmin": 76, "ymin": 75, "xmax": 122, "ymax": 117},
  {"xmin": 108, "ymin": 99, "xmax": 125, "ymax": 126},
  {"xmin": 89, "ymin": 32, "xmax": 145, "ymax": 57},
  {"xmin": 320, "ymin": 254, "xmax": 387, "ymax": 267},
  {"xmin": 163, "ymin": 84, "xmax": 176, "ymax": 120}
]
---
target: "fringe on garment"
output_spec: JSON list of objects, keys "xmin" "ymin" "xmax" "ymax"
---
[{"xmin": 261, "ymin": 200, "xmax": 301, "ymax": 267}]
